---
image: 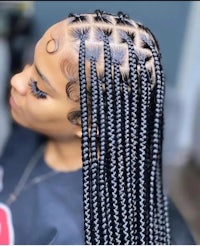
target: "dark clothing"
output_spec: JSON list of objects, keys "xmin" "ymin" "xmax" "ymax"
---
[
  {"xmin": 0, "ymin": 124, "xmax": 84, "ymax": 244},
  {"xmin": 0, "ymin": 124, "xmax": 196, "ymax": 244}
]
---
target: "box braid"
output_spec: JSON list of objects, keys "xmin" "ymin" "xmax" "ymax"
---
[
  {"xmin": 102, "ymin": 30, "xmax": 122, "ymax": 244},
  {"xmin": 64, "ymin": 10, "xmax": 171, "ymax": 244},
  {"xmin": 97, "ymin": 73, "xmax": 113, "ymax": 244},
  {"xmin": 77, "ymin": 29, "xmax": 92, "ymax": 243},
  {"xmin": 142, "ymin": 35, "xmax": 171, "ymax": 244},
  {"xmin": 121, "ymin": 32, "xmax": 139, "ymax": 243}
]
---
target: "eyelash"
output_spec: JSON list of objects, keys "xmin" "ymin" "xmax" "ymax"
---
[{"xmin": 28, "ymin": 80, "xmax": 47, "ymax": 99}]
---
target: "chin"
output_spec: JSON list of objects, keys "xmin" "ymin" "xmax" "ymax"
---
[{"xmin": 10, "ymin": 112, "xmax": 30, "ymax": 130}]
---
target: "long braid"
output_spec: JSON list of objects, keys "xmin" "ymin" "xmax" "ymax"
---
[
  {"xmin": 152, "ymin": 45, "xmax": 171, "ymax": 244},
  {"xmin": 103, "ymin": 32, "xmax": 121, "ymax": 244},
  {"xmin": 121, "ymin": 79, "xmax": 132, "ymax": 242},
  {"xmin": 122, "ymin": 33, "xmax": 139, "ymax": 243},
  {"xmin": 137, "ymin": 56, "xmax": 149, "ymax": 244},
  {"xmin": 160, "ymin": 56, "xmax": 171, "ymax": 245},
  {"xmin": 89, "ymin": 58, "xmax": 101, "ymax": 244},
  {"xmin": 161, "ymin": 76, "xmax": 171, "ymax": 244},
  {"xmin": 97, "ymin": 77, "xmax": 111, "ymax": 244},
  {"xmin": 78, "ymin": 32, "xmax": 92, "ymax": 244},
  {"xmin": 149, "ymin": 40, "xmax": 170, "ymax": 245},
  {"xmin": 154, "ymin": 62, "xmax": 165, "ymax": 244},
  {"xmin": 142, "ymin": 35, "xmax": 171, "ymax": 244},
  {"xmin": 134, "ymin": 36, "xmax": 160, "ymax": 244},
  {"xmin": 144, "ymin": 63, "xmax": 154, "ymax": 244},
  {"xmin": 113, "ymin": 61, "xmax": 130, "ymax": 244}
]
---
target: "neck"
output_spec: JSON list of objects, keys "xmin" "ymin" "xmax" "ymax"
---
[{"xmin": 44, "ymin": 137, "xmax": 82, "ymax": 172}]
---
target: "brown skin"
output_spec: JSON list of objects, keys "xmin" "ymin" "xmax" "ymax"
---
[{"xmin": 9, "ymin": 20, "xmax": 83, "ymax": 172}]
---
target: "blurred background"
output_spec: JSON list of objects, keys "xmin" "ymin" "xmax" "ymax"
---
[{"xmin": 0, "ymin": 1, "xmax": 199, "ymax": 243}]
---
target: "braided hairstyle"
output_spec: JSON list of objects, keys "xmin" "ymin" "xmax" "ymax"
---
[{"xmin": 61, "ymin": 10, "xmax": 171, "ymax": 245}]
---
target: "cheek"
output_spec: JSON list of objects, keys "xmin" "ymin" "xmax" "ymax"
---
[{"xmin": 25, "ymin": 97, "xmax": 68, "ymax": 124}]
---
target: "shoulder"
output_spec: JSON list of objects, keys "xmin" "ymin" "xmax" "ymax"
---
[{"xmin": 168, "ymin": 197, "xmax": 196, "ymax": 245}]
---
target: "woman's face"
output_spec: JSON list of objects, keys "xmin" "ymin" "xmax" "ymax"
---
[{"xmin": 9, "ymin": 20, "xmax": 81, "ymax": 140}]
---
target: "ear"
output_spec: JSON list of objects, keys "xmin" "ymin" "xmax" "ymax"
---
[
  {"xmin": 69, "ymin": 111, "xmax": 100, "ymax": 139},
  {"xmin": 74, "ymin": 125, "xmax": 99, "ymax": 139},
  {"xmin": 75, "ymin": 126, "xmax": 99, "ymax": 138},
  {"xmin": 74, "ymin": 125, "xmax": 82, "ymax": 138}
]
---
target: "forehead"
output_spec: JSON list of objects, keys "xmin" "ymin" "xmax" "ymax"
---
[
  {"xmin": 42, "ymin": 20, "xmax": 68, "ymax": 45},
  {"xmin": 35, "ymin": 19, "xmax": 76, "ymax": 62},
  {"xmin": 34, "ymin": 20, "xmax": 79, "ymax": 89}
]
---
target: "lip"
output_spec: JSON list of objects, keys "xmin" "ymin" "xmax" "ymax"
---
[{"xmin": 9, "ymin": 94, "xmax": 17, "ymax": 109}]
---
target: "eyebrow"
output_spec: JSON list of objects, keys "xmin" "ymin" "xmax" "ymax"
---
[{"xmin": 34, "ymin": 64, "xmax": 56, "ymax": 92}]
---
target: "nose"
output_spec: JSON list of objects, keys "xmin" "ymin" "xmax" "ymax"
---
[{"xmin": 10, "ymin": 65, "xmax": 30, "ymax": 96}]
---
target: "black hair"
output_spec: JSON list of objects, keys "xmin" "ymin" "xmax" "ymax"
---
[{"xmin": 65, "ymin": 10, "xmax": 171, "ymax": 245}]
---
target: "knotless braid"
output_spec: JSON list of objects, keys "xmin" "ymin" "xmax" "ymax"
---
[
  {"xmin": 90, "ymin": 58, "xmax": 100, "ymax": 244},
  {"xmin": 78, "ymin": 31, "xmax": 92, "ymax": 244},
  {"xmin": 103, "ymin": 32, "xmax": 122, "ymax": 244},
  {"xmin": 149, "ymin": 41, "xmax": 171, "ymax": 245},
  {"xmin": 122, "ymin": 78, "xmax": 133, "ymax": 239},
  {"xmin": 142, "ymin": 36, "xmax": 171, "ymax": 244},
  {"xmin": 161, "ymin": 67, "xmax": 171, "ymax": 244},
  {"xmin": 97, "ymin": 77, "xmax": 111, "ymax": 244},
  {"xmin": 123, "ymin": 33, "xmax": 139, "ymax": 243},
  {"xmin": 67, "ymin": 10, "xmax": 171, "ymax": 245},
  {"xmin": 137, "ymin": 56, "xmax": 149, "ymax": 244},
  {"xmin": 113, "ymin": 61, "xmax": 130, "ymax": 244},
  {"xmin": 121, "ymin": 79, "xmax": 132, "ymax": 240}
]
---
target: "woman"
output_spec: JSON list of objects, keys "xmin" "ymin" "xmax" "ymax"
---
[{"xmin": 0, "ymin": 10, "xmax": 195, "ymax": 245}]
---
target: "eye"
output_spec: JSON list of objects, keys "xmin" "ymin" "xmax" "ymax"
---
[{"xmin": 28, "ymin": 79, "xmax": 47, "ymax": 99}]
